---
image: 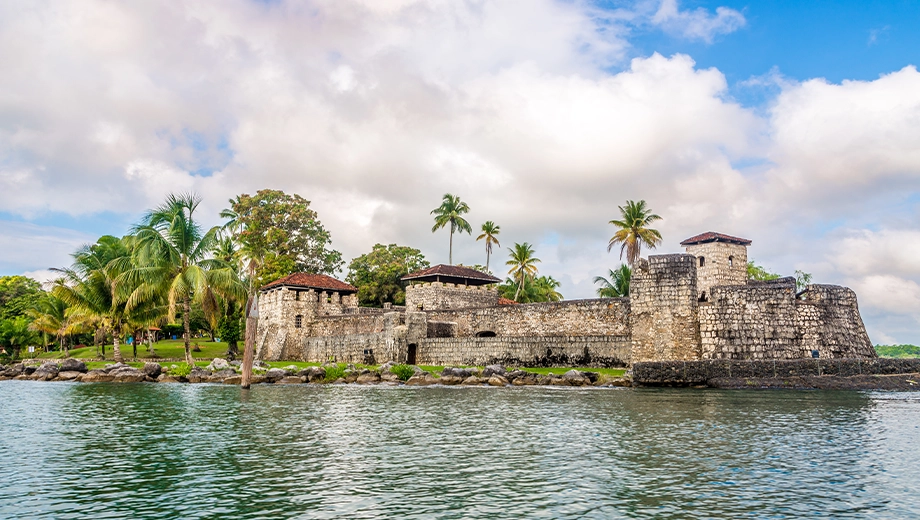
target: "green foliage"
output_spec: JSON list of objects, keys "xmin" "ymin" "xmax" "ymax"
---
[
  {"xmin": 168, "ymin": 363, "xmax": 193, "ymax": 377},
  {"xmin": 476, "ymin": 221, "xmax": 501, "ymax": 271},
  {"xmin": 498, "ymin": 275, "xmax": 562, "ymax": 303},
  {"xmin": 0, "ymin": 275, "xmax": 44, "ymax": 320},
  {"xmin": 608, "ymin": 200, "xmax": 662, "ymax": 266},
  {"xmin": 346, "ymin": 244, "xmax": 429, "ymax": 306},
  {"xmin": 431, "ymin": 193, "xmax": 472, "ymax": 264},
  {"xmin": 390, "ymin": 364, "xmax": 415, "ymax": 381},
  {"xmin": 875, "ymin": 344, "xmax": 920, "ymax": 358},
  {"xmin": 505, "ymin": 242, "xmax": 541, "ymax": 301},
  {"xmin": 747, "ymin": 260, "xmax": 781, "ymax": 281},
  {"xmin": 0, "ymin": 316, "xmax": 41, "ymax": 354},
  {"xmin": 324, "ymin": 364, "xmax": 346, "ymax": 382},
  {"xmin": 794, "ymin": 270, "xmax": 813, "ymax": 292},
  {"xmin": 594, "ymin": 264, "xmax": 631, "ymax": 297},
  {"xmin": 230, "ymin": 189, "xmax": 344, "ymax": 286},
  {"xmin": 218, "ymin": 313, "xmax": 242, "ymax": 344}
]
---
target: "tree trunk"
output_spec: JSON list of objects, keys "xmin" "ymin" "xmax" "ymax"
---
[
  {"xmin": 112, "ymin": 326, "xmax": 123, "ymax": 363},
  {"xmin": 486, "ymin": 249, "xmax": 490, "ymax": 272},
  {"xmin": 226, "ymin": 341, "xmax": 239, "ymax": 361},
  {"xmin": 449, "ymin": 229, "xmax": 453, "ymax": 265},
  {"xmin": 183, "ymin": 295, "xmax": 193, "ymax": 365},
  {"xmin": 240, "ymin": 292, "xmax": 258, "ymax": 389}
]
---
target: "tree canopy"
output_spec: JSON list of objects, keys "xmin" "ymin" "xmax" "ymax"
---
[
  {"xmin": 230, "ymin": 189, "xmax": 344, "ymax": 286},
  {"xmin": 346, "ymin": 244, "xmax": 429, "ymax": 306},
  {"xmin": 431, "ymin": 193, "xmax": 472, "ymax": 265},
  {"xmin": 607, "ymin": 200, "xmax": 662, "ymax": 266},
  {"xmin": 594, "ymin": 264, "xmax": 631, "ymax": 297},
  {"xmin": 0, "ymin": 276, "xmax": 44, "ymax": 320}
]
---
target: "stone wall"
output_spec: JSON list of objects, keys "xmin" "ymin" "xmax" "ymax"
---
[
  {"xmin": 633, "ymin": 358, "xmax": 920, "ymax": 385},
  {"xmin": 629, "ymin": 255, "xmax": 701, "ymax": 362},
  {"xmin": 699, "ymin": 278, "xmax": 800, "ymax": 359},
  {"xmin": 405, "ymin": 282, "xmax": 499, "ymax": 311},
  {"xmin": 699, "ymin": 280, "xmax": 875, "ymax": 360},
  {"xmin": 425, "ymin": 298, "xmax": 630, "ymax": 338},
  {"xmin": 684, "ymin": 241, "xmax": 748, "ymax": 300},
  {"xmin": 417, "ymin": 335, "xmax": 630, "ymax": 367}
]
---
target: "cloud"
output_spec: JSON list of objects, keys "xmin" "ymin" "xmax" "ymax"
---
[
  {"xmin": 651, "ymin": 0, "xmax": 746, "ymax": 43},
  {"xmin": 0, "ymin": 1, "xmax": 918, "ymax": 342}
]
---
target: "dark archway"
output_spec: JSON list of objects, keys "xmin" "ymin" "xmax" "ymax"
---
[
  {"xmin": 475, "ymin": 331, "xmax": 497, "ymax": 337},
  {"xmin": 407, "ymin": 343, "xmax": 417, "ymax": 365}
]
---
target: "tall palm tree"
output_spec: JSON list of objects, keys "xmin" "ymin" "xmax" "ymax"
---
[
  {"xmin": 27, "ymin": 295, "xmax": 71, "ymax": 355},
  {"xmin": 52, "ymin": 235, "xmax": 140, "ymax": 363},
  {"xmin": 476, "ymin": 221, "xmax": 501, "ymax": 272},
  {"xmin": 430, "ymin": 193, "xmax": 472, "ymax": 264},
  {"xmin": 594, "ymin": 264, "xmax": 632, "ymax": 298},
  {"xmin": 506, "ymin": 242, "xmax": 541, "ymax": 302},
  {"xmin": 131, "ymin": 193, "xmax": 245, "ymax": 365},
  {"xmin": 607, "ymin": 199, "xmax": 663, "ymax": 266}
]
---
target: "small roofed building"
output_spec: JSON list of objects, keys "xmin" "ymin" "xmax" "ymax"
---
[
  {"xmin": 260, "ymin": 273, "xmax": 359, "ymax": 322},
  {"xmin": 402, "ymin": 264, "xmax": 501, "ymax": 311},
  {"xmin": 680, "ymin": 231, "xmax": 751, "ymax": 301}
]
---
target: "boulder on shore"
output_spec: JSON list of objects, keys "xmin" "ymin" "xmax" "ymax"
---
[
  {"xmin": 406, "ymin": 373, "xmax": 438, "ymax": 386},
  {"xmin": 356, "ymin": 370, "xmax": 381, "ymax": 384},
  {"xmin": 32, "ymin": 362, "xmax": 60, "ymax": 380},
  {"xmin": 60, "ymin": 358, "xmax": 87, "ymax": 373},
  {"xmin": 80, "ymin": 370, "xmax": 114, "ymax": 383},
  {"xmin": 488, "ymin": 375, "xmax": 510, "ymax": 387},
  {"xmin": 143, "ymin": 362, "xmax": 162, "ymax": 378},
  {"xmin": 206, "ymin": 358, "xmax": 230, "ymax": 371},
  {"xmin": 482, "ymin": 364, "xmax": 506, "ymax": 378}
]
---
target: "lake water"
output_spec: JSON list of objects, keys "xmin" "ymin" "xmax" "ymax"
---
[{"xmin": 0, "ymin": 382, "xmax": 918, "ymax": 519}]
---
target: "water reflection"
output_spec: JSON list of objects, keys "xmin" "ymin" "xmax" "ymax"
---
[{"xmin": 0, "ymin": 382, "xmax": 916, "ymax": 519}]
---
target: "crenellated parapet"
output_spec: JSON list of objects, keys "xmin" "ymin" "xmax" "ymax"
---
[{"xmin": 405, "ymin": 282, "xmax": 500, "ymax": 311}]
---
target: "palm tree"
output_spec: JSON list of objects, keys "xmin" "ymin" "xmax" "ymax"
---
[
  {"xmin": 476, "ymin": 221, "xmax": 501, "ymax": 272},
  {"xmin": 607, "ymin": 199, "xmax": 663, "ymax": 266},
  {"xmin": 131, "ymin": 193, "xmax": 245, "ymax": 365},
  {"xmin": 506, "ymin": 242, "xmax": 541, "ymax": 301},
  {"xmin": 430, "ymin": 193, "xmax": 472, "ymax": 264},
  {"xmin": 594, "ymin": 264, "xmax": 632, "ymax": 297},
  {"xmin": 219, "ymin": 196, "xmax": 244, "ymax": 236},
  {"xmin": 52, "ymin": 235, "xmax": 140, "ymax": 363},
  {"xmin": 532, "ymin": 275, "xmax": 563, "ymax": 302},
  {"xmin": 27, "ymin": 295, "xmax": 71, "ymax": 355}
]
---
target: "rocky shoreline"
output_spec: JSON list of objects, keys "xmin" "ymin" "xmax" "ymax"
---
[{"xmin": 0, "ymin": 359, "xmax": 631, "ymax": 387}]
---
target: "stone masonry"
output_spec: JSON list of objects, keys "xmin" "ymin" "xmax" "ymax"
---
[{"xmin": 257, "ymin": 232, "xmax": 876, "ymax": 366}]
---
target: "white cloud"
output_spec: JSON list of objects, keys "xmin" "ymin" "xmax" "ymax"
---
[
  {"xmin": 0, "ymin": 1, "xmax": 918, "ymax": 342},
  {"xmin": 651, "ymin": 0, "xmax": 746, "ymax": 43}
]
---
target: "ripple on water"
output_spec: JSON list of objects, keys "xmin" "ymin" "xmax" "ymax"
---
[{"xmin": 0, "ymin": 382, "xmax": 919, "ymax": 519}]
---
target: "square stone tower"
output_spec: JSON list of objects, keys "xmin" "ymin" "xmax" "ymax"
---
[{"xmin": 680, "ymin": 232, "xmax": 750, "ymax": 301}]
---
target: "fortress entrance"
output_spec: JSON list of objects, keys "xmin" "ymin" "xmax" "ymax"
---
[
  {"xmin": 475, "ymin": 331, "xmax": 497, "ymax": 337},
  {"xmin": 407, "ymin": 343, "xmax": 417, "ymax": 365}
]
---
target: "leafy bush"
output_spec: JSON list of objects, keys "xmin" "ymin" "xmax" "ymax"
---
[
  {"xmin": 875, "ymin": 344, "xmax": 920, "ymax": 358},
  {"xmin": 169, "ymin": 363, "xmax": 192, "ymax": 377},
  {"xmin": 324, "ymin": 364, "xmax": 346, "ymax": 382},
  {"xmin": 390, "ymin": 364, "xmax": 414, "ymax": 381}
]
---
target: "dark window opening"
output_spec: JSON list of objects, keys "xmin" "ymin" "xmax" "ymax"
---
[
  {"xmin": 698, "ymin": 291, "xmax": 708, "ymax": 302},
  {"xmin": 476, "ymin": 331, "xmax": 497, "ymax": 337},
  {"xmin": 699, "ymin": 256, "xmax": 705, "ymax": 267},
  {"xmin": 294, "ymin": 315, "xmax": 303, "ymax": 328},
  {"xmin": 728, "ymin": 255, "xmax": 734, "ymax": 267},
  {"xmin": 407, "ymin": 344, "xmax": 417, "ymax": 365}
]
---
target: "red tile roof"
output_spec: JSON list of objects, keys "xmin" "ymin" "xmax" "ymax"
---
[
  {"xmin": 261, "ymin": 273, "xmax": 358, "ymax": 293},
  {"xmin": 680, "ymin": 231, "xmax": 752, "ymax": 246},
  {"xmin": 401, "ymin": 264, "xmax": 501, "ymax": 284},
  {"xmin": 497, "ymin": 297, "xmax": 518, "ymax": 305}
]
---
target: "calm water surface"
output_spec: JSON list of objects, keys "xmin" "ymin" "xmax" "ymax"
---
[{"xmin": 0, "ymin": 381, "xmax": 918, "ymax": 519}]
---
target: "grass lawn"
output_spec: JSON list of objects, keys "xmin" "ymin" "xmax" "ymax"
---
[{"xmin": 36, "ymin": 339, "xmax": 231, "ymax": 362}]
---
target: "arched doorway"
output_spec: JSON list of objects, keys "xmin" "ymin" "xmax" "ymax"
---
[{"xmin": 475, "ymin": 331, "xmax": 497, "ymax": 337}]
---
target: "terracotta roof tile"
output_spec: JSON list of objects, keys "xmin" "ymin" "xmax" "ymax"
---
[
  {"xmin": 680, "ymin": 231, "xmax": 752, "ymax": 246},
  {"xmin": 261, "ymin": 273, "xmax": 358, "ymax": 293},
  {"xmin": 401, "ymin": 264, "xmax": 502, "ymax": 284},
  {"xmin": 497, "ymin": 297, "xmax": 518, "ymax": 305}
]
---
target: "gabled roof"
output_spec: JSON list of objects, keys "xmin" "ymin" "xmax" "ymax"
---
[
  {"xmin": 261, "ymin": 273, "xmax": 358, "ymax": 294},
  {"xmin": 401, "ymin": 264, "xmax": 501, "ymax": 285},
  {"xmin": 680, "ymin": 231, "xmax": 752, "ymax": 246}
]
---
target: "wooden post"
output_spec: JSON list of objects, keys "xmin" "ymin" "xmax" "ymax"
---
[{"xmin": 240, "ymin": 293, "xmax": 259, "ymax": 389}]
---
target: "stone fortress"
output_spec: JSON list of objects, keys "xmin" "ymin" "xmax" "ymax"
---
[{"xmin": 255, "ymin": 232, "xmax": 876, "ymax": 367}]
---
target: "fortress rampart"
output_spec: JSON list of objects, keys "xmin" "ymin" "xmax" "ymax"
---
[{"xmin": 256, "ymin": 232, "xmax": 876, "ymax": 366}]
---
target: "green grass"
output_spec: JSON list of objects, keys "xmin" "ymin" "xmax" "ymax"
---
[
  {"xmin": 35, "ymin": 339, "xmax": 231, "ymax": 361},
  {"xmin": 875, "ymin": 344, "xmax": 920, "ymax": 358}
]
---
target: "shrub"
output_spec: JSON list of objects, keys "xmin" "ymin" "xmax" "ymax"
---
[
  {"xmin": 324, "ymin": 364, "xmax": 346, "ymax": 382},
  {"xmin": 169, "ymin": 363, "xmax": 192, "ymax": 378},
  {"xmin": 390, "ymin": 364, "xmax": 414, "ymax": 381}
]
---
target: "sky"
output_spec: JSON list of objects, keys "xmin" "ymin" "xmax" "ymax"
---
[{"xmin": 1, "ymin": 0, "xmax": 919, "ymax": 344}]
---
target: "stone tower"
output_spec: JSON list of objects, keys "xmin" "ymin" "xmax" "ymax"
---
[{"xmin": 680, "ymin": 232, "xmax": 750, "ymax": 301}]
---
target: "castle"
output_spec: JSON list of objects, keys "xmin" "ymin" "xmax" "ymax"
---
[{"xmin": 255, "ymin": 232, "xmax": 876, "ymax": 367}]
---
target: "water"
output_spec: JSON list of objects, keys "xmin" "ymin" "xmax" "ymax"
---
[{"xmin": 1, "ymin": 382, "xmax": 919, "ymax": 519}]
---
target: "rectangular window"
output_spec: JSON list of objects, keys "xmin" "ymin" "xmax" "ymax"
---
[{"xmin": 295, "ymin": 315, "xmax": 303, "ymax": 328}]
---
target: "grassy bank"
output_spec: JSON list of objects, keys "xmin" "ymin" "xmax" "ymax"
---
[{"xmin": 35, "ymin": 339, "xmax": 230, "ymax": 362}]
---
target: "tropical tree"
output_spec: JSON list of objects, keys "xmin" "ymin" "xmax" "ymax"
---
[
  {"xmin": 594, "ymin": 264, "xmax": 632, "ymax": 297},
  {"xmin": 0, "ymin": 275, "xmax": 44, "ymax": 320},
  {"xmin": 27, "ymin": 295, "xmax": 72, "ymax": 354},
  {"xmin": 430, "ymin": 193, "xmax": 472, "ymax": 265},
  {"xmin": 506, "ymin": 242, "xmax": 541, "ymax": 301},
  {"xmin": 476, "ymin": 221, "xmax": 501, "ymax": 272},
  {"xmin": 346, "ymin": 244, "xmax": 429, "ymax": 306},
  {"xmin": 498, "ymin": 275, "xmax": 562, "ymax": 303},
  {"xmin": 795, "ymin": 270, "xmax": 813, "ymax": 292},
  {"xmin": 52, "ymin": 235, "xmax": 143, "ymax": 363},
  {"xmin": 747, "ymin": 261, "xmax": 780, "ymax": 281},
  {"xmin": 607, "ymin": 200, "xmax": 662, "ymax": 266},
  {"xmin": 0, "ymin": 317, "xmax": 40, "ymax": 358},
  {"xmin": 131, "ymin": 193, "xmax": 245, "ymax": 365}
]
